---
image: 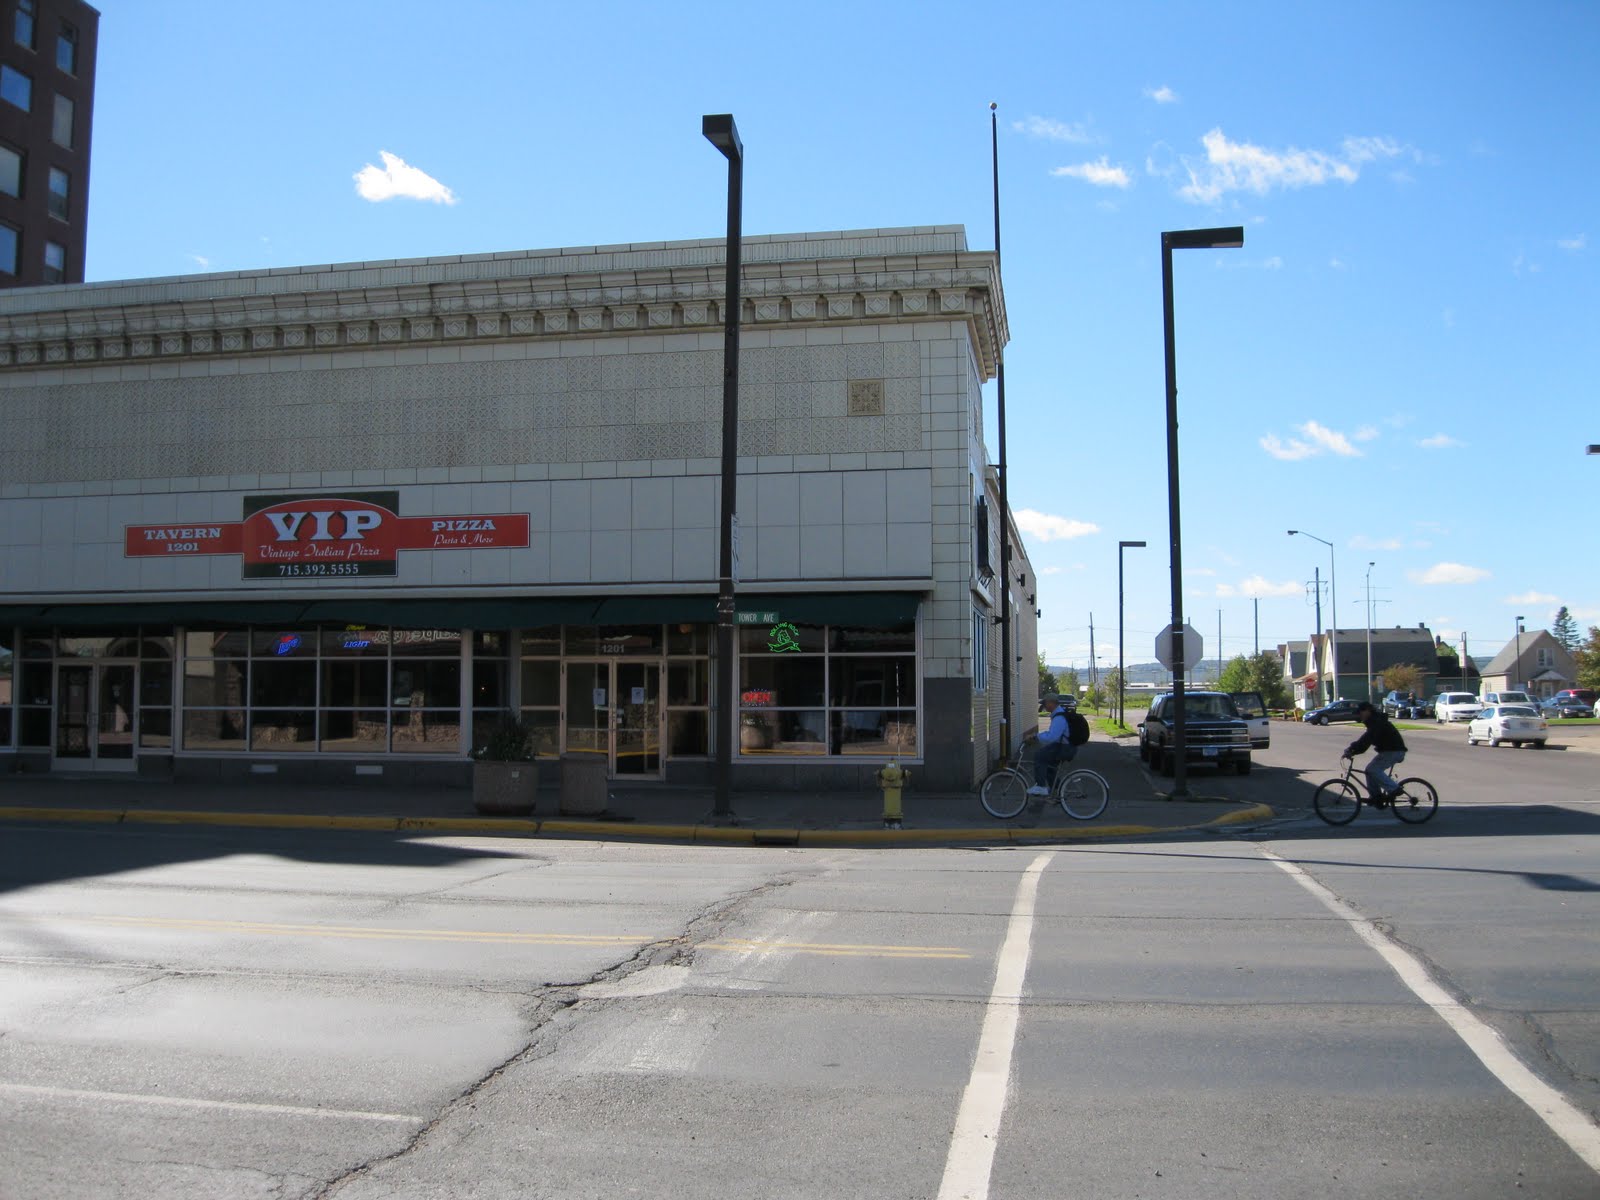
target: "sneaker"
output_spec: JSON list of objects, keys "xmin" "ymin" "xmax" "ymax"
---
[{"xmin": 1026, "ymin": 785, "xmax": 1050, "ymax": 796}]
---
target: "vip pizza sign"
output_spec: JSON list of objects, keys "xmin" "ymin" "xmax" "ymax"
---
[{"xmin": 124, "ymin": 492, "xmax": 530, "ymax": 580}]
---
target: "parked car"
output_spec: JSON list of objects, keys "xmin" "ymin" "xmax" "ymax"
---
[
  {"xmin": 1552, "ymin": 688, "xmax": 1597, "ymax": 707},
  {"xmin": 1381, "ymin": 691, "xmax": 1430, "ymax": 719},
  {"xmin": 1434, "ymin": 692, "xmax": 1482, "ymax": 722},
  {"xmin": 1466, "ymin": 705, "xmax": 1548, "ymax": 748},
  {"xmin": 1304, "ymin": 698, "xmax": 1364, "ymax": 725},
  {"xmin": 1540, "ymin": 696, "xmax": 1591, "ymax": 720},
  {"xmin": 1482, "ymin": 690, "xmax": 1535, "ymax": 709},
  {"xmin": 1229, "ymin": 690, "xmax": 1271, "ymax": 749},
  {"xmin": 1138, "ymin": 691, "xmax": 1253, "ymax": 775}
]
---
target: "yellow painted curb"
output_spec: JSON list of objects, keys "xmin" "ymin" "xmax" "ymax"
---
[
  {"xmin": 1209, "ymin": 803, "xmax": 1276, "ymax": 826},
  {"xmin": 397, "ymin": 816, "xmax": 539, "ymax": 834},
  {"xmin": 692, "ymin": 824, "xmax": 762, "ymax": 843},
  {"xmin": 121, "ymin": 811, "xmax": 401, "ymax": 831},
  {"xmin": 0, "ymin": 806, "xmax": 124, "ymax": 824}
]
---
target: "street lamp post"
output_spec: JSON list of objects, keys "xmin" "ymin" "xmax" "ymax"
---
[
  {"xmin": 703, "ymin": 113, "xmax": 743, "ymax": 822},
  {"xmin": 1514, "ymin": 615, "xmax": 1525, "ymax": 693},
  {"xmin": 1365, "ymin": 561, "xmax": 1375, "ymax": 702},
  {"xmin": 1162, "ymin": 226, "xmax": 1244, "ymax": 800},
  {"xmin": 1289, "ymin": 530, "xmax": 1338, "ymax": 704},
  {"xmin": 1118, "ymin": 540, "xmax": 1146, "ymax": 725}
]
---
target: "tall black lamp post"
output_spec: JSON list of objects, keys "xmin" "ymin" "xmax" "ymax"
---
[
  {"xmin": 703, "ymin": 113, "xmax": 743, "ymax": 821},
  {"xmin": 1514, "ymin": 615, "xmax": 1525, "ymax": 693},
  {"xmin": 1117, "ymin": 540, "xmax": 1146, "ymax": 725},
  {"xmin": 1162, "ymin": 226, "xmax": 1243, "ymax": 800}
]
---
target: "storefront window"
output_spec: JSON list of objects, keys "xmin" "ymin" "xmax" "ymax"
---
[
  {"xmin": 0, "ymin": 630, "xmax": 12, "ymax": 747},
  {"xmin": 738, "ymin": 619, "xmax": 918, "ymax": 758}
]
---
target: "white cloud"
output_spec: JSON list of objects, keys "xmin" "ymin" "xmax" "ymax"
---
[
  {"xmin": 1185, "ymin": 567, "xmax": 1217, "ymax": 577},
  {"xmin": 1503, "ymin": 590, "xmax": 1558, "ymax": 606},
  {"xmin": 354, "ymin": 151, "xmax": 458, "ymax": 205},
  {"xmin": 1418, "ymin": 433, "xmax": 1464, "ymax": 449},
  {"xmin": 1260, "ymin": 420, "xmax": 1364, "ymax": 461},
  {"xmin": 1329, "ymin": 256, "xmax": 1346, "ymax": 270},
  {"xmin": 187, "ymin": 253, "xmax": 211, "ymax": 270},
  {"xmin": 1217, "ymin": 575, "xmax": 1302, "ymax": 598},
  {"xmin": 1353, "ymin": 425, "xmax": 1379, "ymax": 442},
  {"xmin": 1144, "ymin": 85, "xmax": 1179, "ymax": 104},
  {"xmin": 1572, "ymin": 607, "xmax": 1600, "ymax": 621},
  {"xmin": 1408, "ymin": 562, "xmax": 1490, "ymax": 585},
  {"xmin": 1039, "ymin": 566, "xmax": 1065, "ymax": 576},
  {"xmin": 1558, "ymin": 234, "xmax": 1586, "ymax": 251},
  {"xmin": 1179, "ymin": 128, "xmax": 1405, "ymax": 204},
  {"xmin": 1014, "ymin": 509, "xmax": 1099, "ymax": 542},
  {"xmin": 1050, "ymin": 158, "xmax": 1131, "ymax": 188},
  {"xmin": 1015, "ymin": 115, "xmax": 1093, "ymax": 143},
  {"xmin": 1349, "ymin": 535, "xmax": 1404, "ymax": 551}
]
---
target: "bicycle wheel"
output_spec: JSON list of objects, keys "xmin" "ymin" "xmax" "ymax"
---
[
  {"xmin": 979, "ymin": 769, "xmax": 1029, "ymax": 819},
  {"xmin": 1389, "ymin": 777, "xmax": 1438, "ymax": 824},
  {"xmin": 1312, "ymin": 778, "xmax": 1362, "ymax": 826},
  {"xmin": 1056, "ymin": 769, "xmax": 1109, "ymax": 820}
]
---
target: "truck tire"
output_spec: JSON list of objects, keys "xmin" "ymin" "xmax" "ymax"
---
[{"xmin": 1235, "ymin": 758, "xmax": 1252, "ymax": 776}]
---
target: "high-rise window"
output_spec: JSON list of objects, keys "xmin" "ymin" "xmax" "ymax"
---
[
  {"xmin": 42, "ymin": 240, "xmax": 64, "ymax": 283},
  {"xmin": 0, "ymin": 65, "xmax": 30, "ymax": 111},
  {"xmin": 55, "ymin": 21, "xmax": 76, "ymax": 74},
  {"xmin": 13, "ymin": 0, "xmax": 34, "ymax": 49},
  {"xmin": 47, "ymin": 165, "xmax": 67, "ymax": 219},
  {"xmin": 51, "ymin": 92, "xmax": 72, "ymax": 147},
  {"xmin": 0, "ymin": 145, "xmax": 20, "ymax": 197},
  {"xmin": 0, "ymin": 224, "xmax": 17, "ymax": 275}
]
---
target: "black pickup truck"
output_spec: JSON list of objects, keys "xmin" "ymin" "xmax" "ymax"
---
[{"xmin": 1138, "ymin": 691, "xmax": 1254, "ymax": 776}]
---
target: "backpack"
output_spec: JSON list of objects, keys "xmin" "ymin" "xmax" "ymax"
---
[{"xmin": 1066, "ymin": 711, "xmax": 1091, "ymax": 746}]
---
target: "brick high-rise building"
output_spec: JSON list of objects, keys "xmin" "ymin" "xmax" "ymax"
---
[{"xmin": 0, "ymin": 0, "xmax": 96, "ymax": 288}]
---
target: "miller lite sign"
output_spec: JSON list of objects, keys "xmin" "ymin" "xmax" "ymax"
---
[{"xmin": 124, "ymin": 491, "xmax": 531, "ymax": 580}]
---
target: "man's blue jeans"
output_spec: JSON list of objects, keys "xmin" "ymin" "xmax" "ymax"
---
[
  {"xmin": 1035, "ymin": 741, "xmax": 1078, "ymax": 788},
  {"xmin": 1366, "ymin": 750, "xmax": 1406, "ymax": 798}
]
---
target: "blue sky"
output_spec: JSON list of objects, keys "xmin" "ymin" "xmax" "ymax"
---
[{"xmin": 84, "ymin": 1, "xmax": 1596, "ymax": 672}]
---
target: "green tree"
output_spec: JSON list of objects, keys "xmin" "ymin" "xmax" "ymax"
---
[
  {"xmin": 1037, "ymin": 652, "xmax": 1057, "ymax": 702},
  {"xmin": 1058, "ymin": 667, "xmax": 1080, "ymax": 703},
  {"xmin": 1574, "ymin": 626, "xmax": 1600, "ymax": 690},
  {"xmin": 1218, "ymin": 652, "xmax": 1290, "ymax": 708},
  {"xmin": 1551, "ymin": 606, "xmax": 1580, "ymax": 654},
  {"xmin": 1380, "ymin": 663, "xmax": 1424, "ymax": 696}
]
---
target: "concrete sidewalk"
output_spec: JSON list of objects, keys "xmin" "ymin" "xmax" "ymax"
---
[{"xmin": 0, "ymin": 736, "xmax": 1274, "ymax": 846}]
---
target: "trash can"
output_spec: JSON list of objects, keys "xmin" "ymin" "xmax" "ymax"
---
[{"xmin": 559, "ymin": 753, "xmax": 609, "ymax": 815}]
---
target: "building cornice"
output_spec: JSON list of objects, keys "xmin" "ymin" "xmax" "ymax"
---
[{"xmin": 0, "ymin": 228, "xmax": 1009, "ymax": 381}]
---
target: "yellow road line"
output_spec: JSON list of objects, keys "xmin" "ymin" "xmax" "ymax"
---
[{"xmin": 5, "ymin": 913, "xmax": 969, "ymax": 958}]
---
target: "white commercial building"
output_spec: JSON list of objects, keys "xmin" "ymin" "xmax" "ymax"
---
[{"xmin": 0, "ymin": 226, "xmax": 1036, "ymax": 792}]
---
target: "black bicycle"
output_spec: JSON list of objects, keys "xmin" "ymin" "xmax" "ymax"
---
[{"xmin": 1312, "ymin": 757, "xmax": 1438, "ymax": 826}]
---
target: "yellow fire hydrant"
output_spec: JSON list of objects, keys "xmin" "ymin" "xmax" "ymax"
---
[{"xmin": 877, "ymin": 759, "xmax": 909, "ymax": 829}]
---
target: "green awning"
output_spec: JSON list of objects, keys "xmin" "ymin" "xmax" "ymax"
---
[{"xmin": 0, "ymin": 590, "xmax": 925, "ymax": 630}]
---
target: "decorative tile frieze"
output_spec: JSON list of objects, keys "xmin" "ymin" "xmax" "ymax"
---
[
  {"xmin": 222, "ymin": 331, "xmax": 246, "ymax": 352},
  {"xmin": 314, "ymin": 325, "xmax": 340, "ymax": 347},
  {"xmin": 16, "ymin": 345, "xmax": 38, "ymax": 364},
  {"xmin": 789, "ymin": 297, "xmax": 818, "ymax": 320},
  {"xmin": 900, "ymin": 292, "xmax": 929, "ymax": 314},
  {"xmin": 0, "ymin": 345, "xmax": 11, "ymax": 365},
  {"xmin": 251, "ymin": 329, "xmax": 277, "ymax": 351},
  {"xmin": 129, "ymin": 337, "xmax": 153, "ymax": 357},
  {"xmin": 409, "ymin": 317, "xmax": 435, "ymax": 340},
  {"xmin": 160, "ymin": 334, "xmax": 185, "ymax": 355},
  {"xmin": 189, "ymin": 332, "xmax": 214, "ymax": 353},
  {"xmin": 510, "ymin": 313, "xmax": 539, "ymax": 335},
  {"xmin": 827, "ymin": 295, "xmax": 855, "ymax": 319},
  {"xmin": 611, "ymin": 307, "xmax": 639, "ymax": 330},
  {"xmin": 754, "ymin": 300, "xmax": 782, "ymax": 323},
  {"xmin": 647, "ymin": 305, "xmax": 675, "ymax": 328},
  {"xmin": 577, "ymin": 308, "xmax": 605, "ymax": 332},
  {"xmin": 849, "ymin": 379, "xmax": 885, "ymax": 416},
  {"xmin": 475, "ymin": 314, "xmax": 502, "ymax": 337},
  {"xmin": 72, "ymin": 341, "xmax": 96, "ymax": 361},
  {"xmin": 681, "ymin": 302, "xmax": 710, "ymax": 325},
  {"xmin": 101, "ymin": 339, "xmax": 124, "ymax": 359},
  {"xmin": 443, "ymin": 317, "xmax": 468, "ymax": 339},
  {"xmin": 345, "ymin": 323, "xmax": 371, "ymax": 345},
  {"xmin": 378, "ymin": 321, "xmax": 404, "ymax": 342},
  {"xmin": 864, "ymin": 293, "xmax": 891, "ymax": 316},
  {"xmin": 938, "ymin": 290, "xmax": 968, "ymax": 314},
  {"xmin": 45, "ymin": 343, "xmax": 67, "ymax": 363},
  {"xmin": 543, "ymin": 311, "xmax": 569, "ymax": 334},
  {"xmin": 282, "ymin": 327, "xmax": 307, "ymax": 349}
]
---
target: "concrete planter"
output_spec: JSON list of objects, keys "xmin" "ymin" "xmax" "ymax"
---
[{"xmin": 472, "ymin": 760, "xmax": 538, "ymax": 816}]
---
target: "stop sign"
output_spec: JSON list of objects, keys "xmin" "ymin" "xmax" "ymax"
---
[{"xmin": 1155, "ymin": 622, "xmax": 1203, "ymax": 671}]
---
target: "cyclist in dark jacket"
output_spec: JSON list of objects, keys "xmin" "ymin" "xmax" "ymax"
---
[{"xmin": 1344, "ymin": 701, "xmax": 1407, "ymax": 803}]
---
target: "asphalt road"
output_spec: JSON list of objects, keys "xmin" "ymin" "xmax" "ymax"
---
[{"xmin": 1, "ymin": 734, "xmax": 1596, "ymax": 1199}]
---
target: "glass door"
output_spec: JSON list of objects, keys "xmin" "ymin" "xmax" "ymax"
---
[
  {"xmin": 614, "ymin": 662, "xmax": 661, "ymax": 777},
  {"xmin": 562, "ymin": 660, "xmax": 663, "ymax": 778},
  {"xmin": 54, "ymin": 662, "xmax": 137, "ymax": 771}
]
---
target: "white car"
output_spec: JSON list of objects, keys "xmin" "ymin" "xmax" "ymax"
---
[
  {"xmin": 1466, "ymin": 705, "xmax": 1548, "ymax": 749},
  {"xmin": 1434, "ymin": 692, "xmax": 1481, "ymax": 722},
  {"xmin": 1482, "ymin": 690, "xmax": 1535, "ymax": 708}
]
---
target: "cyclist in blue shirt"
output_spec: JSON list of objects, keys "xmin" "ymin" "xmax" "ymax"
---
[{"xmin": 1028, "ymin": 694, "xmax": 1080, "ymax": 796}]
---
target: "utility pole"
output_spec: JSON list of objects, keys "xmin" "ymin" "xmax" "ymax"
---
[
  {"xmin": 1088, "ymin": 614, "xmax": 1097, "ymax": 699},
  {"xmin": 1217, "ymin": 608, "xmax": 1222, "ymax": 687},
  {"xmin": 1311, "ymin": 566, "xmax": 1323, "ymax": 703},
  {"xmin": 1253, "ymin": 598, "xmax": 1259, "ymax": 657}
]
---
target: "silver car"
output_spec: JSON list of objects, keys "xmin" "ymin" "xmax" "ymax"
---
[
  {"xmin": 1466, "ymin": 705, "xmax": 1548, "ymax": 749},
  {"xmin": 1434, "ymin": 692, "xmax": 1481, "ymax": 722}
]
